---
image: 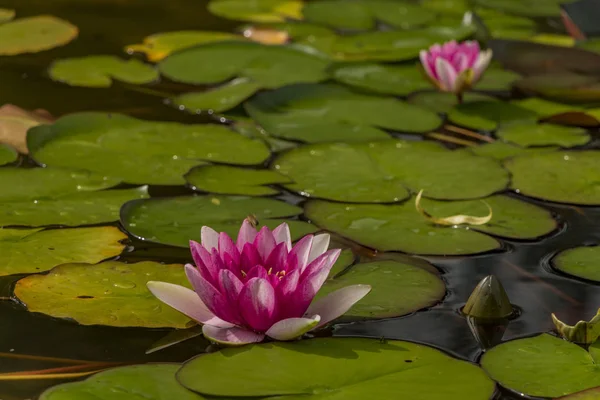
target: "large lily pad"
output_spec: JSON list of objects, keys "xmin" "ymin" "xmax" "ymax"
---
[
  {"xmin": 40, "ymin": 364, "xmax": 202, "ymax": 400},
  {"xmin": 318, "ymin": 260, "xmax": 445, "ymax": 318},
  {"xmin": 245, "ymin": 84, "xmax": 442, "ymax": 142},
  {"xmin": 174, "ymin": 78, "xmax": 262, "ymax": 113},
  {"xmin": 158, "ymin": 41, "xmax": 329, "ymax": 89},
  {"xmin": 0, "ymin": 186, "xmax": 148, "ymax": 227},
  {"xmin": 121, "ymin": 195, "xmax": 318, "ymax": 248},
  {"xmin": 505, "ymin": 151, "xmax": 600, "ymax": 205},
  {"xmin": 514, "ymin": 73, "xmax": 600, "ymax": 103},
  {"xmin": 448, "ymin": 100, "xmax": 538, "ymax": 131},
  {"xmin": 208, "ymin": 0, "xmax": 303, "ymax": 23},
  {"xmin": 185, "ymin": 165, "xmax": 291, "ymax": 196},
  {"xmin": 496, "ymin": 122, "xmax": 590, "ymax": 147},
  {"xmin": 14, "ymin": 261, "xmax": 193, "ymax": 328},
  {"xmin": 305, "ymin": 195, "xmax": 556, "ymax": 255},
  {"xmin": 49, "ymin": 56, "xmax": 159, "ymax": 88},
  {"xmin": 302, "ymin": 0, "xmax": 435, "ymax": 30},
  {"xmin": 474, "ymin": 0, "xmax": 566, "ymax": 17},
  {"xmin": 476, "ymin": 67, "xmax": 522, "ymax": 91},
  {"xmin": 467, "ymin": 141, "xmax": 558, "ymax": 161},
  {"xmin": 177, "ymin": 337, "xmax": 496, "ymax": 399},
  {"xmin": 0, "ymin": 227, "xmax": 126, "ymax": 276},
  {"xmin": 407, "ymin": 92, "xmax": 497, "ymax": 114},
  {"xmin": 331, "ymin": 63, "xmax": 430, "ymax": 96},
  {"xmin": 0, "ymin": 15, "xmax": 78, "ymax": 55},
  {"xmin": 27, "ymin": 112, "xmax": 270, "ymax": 185},
  {"xmin": 0, "ymin": 104, "xmax": 54, "ymax": 154},
  {"xmin": 553, "ymin": 246, "xmax": 600, "ymax": 283},
  {"xmin": 481, "ymin": 333, "xmax": 600, "ymax": 398},
  {"xmin": 272, "ymin": 140, "xmax": 509, "ymax": 202},
  {"xmin": 0, "ymin": 167, "xmax": 120, "ymax": 202}
]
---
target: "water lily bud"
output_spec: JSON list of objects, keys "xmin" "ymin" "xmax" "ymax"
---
[{"xmin": 463, "ymin": 275, "xmax": 512, "ymax": 319}]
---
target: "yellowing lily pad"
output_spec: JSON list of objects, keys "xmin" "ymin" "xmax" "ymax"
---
[
  {"xmin": 49, "ymin": 56, "xmax": 159, "ymax": 88},
  {"xmin": 208, "ymin": 0, "xmax": 303, "ymax": 22},
  {"xmin": 28, "ymin": 112, "xmax": 270, "ymax": 185},
  {"xmin": 0, "ymin": 186, "xmax": 148, "ymax": 227},
  {"xmin": 173, "ymin": 78, "xmax": 262, "ymax": 113},
  {"xmin": 481, "ymin": 333, "xmax": 600, "ymax": 398},
  {"xmin": 496, "ymin": 122, "xmax": 590, "ymax": 147},
  {"xmin": 246, "ymin": 84, "xmax": 441, "ymax": 142},
  {"xmin": 0, "ymin": 104, "xmax": 54, "ymax": 154},
  {"xmin": 0, "ymin": 15, "xmax": 78, "ymax": 55},
  {"xmin": 185, "ymin": 165, "xmax": 291, "ymax": 196},
  {"xmin": 125, "ymin": 31, "xmax": 243, "ymax": 62},
  {"xmin": 317, "ymin": 260, "xmax": 445, "ymax": 318},
  {"xmin": 553, "ymin": 246, "xmax": 600, "ymax": 283},
  {"xmin": 0, "ymin": 227, "xmax": 126, "ymax": 276},
  {"xmin": 40, "ymin": 364, "xmax": 203, "ymax": 400},
  {"xmin": 272, "ymin": 140, "xmax": 508, "ymax": 202},
  {"xmin": 505, "ymin": 151, "xmax": 600, "ymax": 205},
  {"xmin": 177, "ymin": 338, "xmax": 495, "ymax": 399},
  {"xmin": 305, "ymin": 194, "xmax": 556, "ymax": 255},
  {"xmin": 14, "ymin": 261, "xmax": 193, "ymax": 328},
  {"xmin": 121, "ymin": 195, "xmax": 318, "ymax": 248}
]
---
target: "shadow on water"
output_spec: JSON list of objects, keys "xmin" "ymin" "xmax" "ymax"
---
[{"xmin": 0, "ymin": 0, "xmax": 599, "ymax": 399}]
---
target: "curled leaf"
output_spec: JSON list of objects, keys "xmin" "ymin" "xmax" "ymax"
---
[
  {"xmin": 552, "ymin": 309, "xmax": 600, "ymax": 344},
  {"xmin": 415, "ymin": 189, "xmax": 493, "ymax": 226}
]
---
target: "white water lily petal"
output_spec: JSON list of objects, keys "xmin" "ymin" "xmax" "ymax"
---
[
  {"xmin": 434, "ymin": 57, "xmax": 458, "ymax": 92},
  {"xmin": 306, "ymin": 284, "xmax": 372, "ymax": 328},
  {"xmin": 307, "ymin": 233, "xmax": 330, "ymax": 264},
  {"xmin": 266, "ymin": 315, "xmax": 321, "ymax": 341},
  {"xmin": 273, "ymin": 222, "xmax": 292, "ymax": 251},
  {"xmin": 202, "ymin": 325, "xmax": 264, "ymax": 346},
  {"xmin": 200, "ymin": 226, "xmax": 219, "ymax": 251},
  {"xmin": 147, "ymin": 281, "xmax": 233, "ymax": 328},
  {"xmin": 472, "ymin": 49, "xmax": 493, "ymax": 82}
]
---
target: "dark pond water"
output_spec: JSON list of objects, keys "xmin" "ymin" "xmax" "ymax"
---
[{"xmin": 0, "ymin": 1, "xmax": 599, "ymax": 399}]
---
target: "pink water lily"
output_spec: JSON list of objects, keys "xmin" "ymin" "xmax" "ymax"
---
[
  {"xmin": 147, "ymin": 219, "xmax": 371, "ymax": 345},
  {"xmin": 420, "ymin": 40, "xmax": 493, "ymax": 95}
]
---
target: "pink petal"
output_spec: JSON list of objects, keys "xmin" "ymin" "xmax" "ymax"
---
[
  {"xmin": 236, "ymin": 219, "xmax": 257, "ymax": 251},
  {"xmin": 307, "ymin": 234, "xmax": 330, "ymax": 264},
  {"xmin": 283, "ymin": 267, "xmax": 331, "ymax": 318},
  {"xmin": 278, "ymin": 268, "xmax": 300, "ymax": 298},
  {"xmin": 265, "ymin": 316, "xmax": 321, "ymax": 341},
  {"xmin": 201, "ymin": 226, "xmax": 219, "ymax": 251},
  {"xmin": 302, "ymin": 249, "xmax": 340, "ymax": 280},
  {"xmin": 202, "ymin": 325, "xmax": 264, "ymax": 346},
  {"xmin": 287, "ymin": 235, "xmax": 313, "ymax": 274},
  {"xmin": 240, "ymin": 243, "xmax": 262, "ymax": 277},
  {"xmin": 246, "ymin": 264, "xmax": 269, "ymax": 280},
  {"xmin": 264, "ymin": 242, "xmax": 288, "ymax": 273},
  {"xmin": 471, "ymin": 49, "xmax": 493, "ymax": 82},
  {"xmin": 190, "ymin": 240, "xmax": 218, "ymax": 284},
  {"xmin": 452, "ymin": 52, "xmax": 469, "ymax": 73},
  {"xmin": 185, "ymin": 264, "xmax": 241, "ymax": 325},
  {"xmin": 238, "ymin": 278, "xmax": 276, "ymax": 332},
  {"xmin": 306, "ymin": 284, "xmax": 372, "ymax": 328},
  {"xmin": 147, "ymin": 281, "xmax": 233, "ymax": 328},
  {"xmin": 218, "ymin": 232, "xmax": 240, "ymax": 265},
  {"xmin": 434, "ymin": 57, "xmax": 458, "ymax": 92},
  {"xmin": 253, "ymin": 226, "xmax": 277, "ymax": 261},
  {"xmin": 273, "ymin": 223, "xmax": 292, "ymax": 251},
  {"xmin": 218, "ymin": 269, "xmax": 244, "ymax": 322},
  {"xmin": 419, "ymin": 50, "xmax": 437, "ymax": 81}
]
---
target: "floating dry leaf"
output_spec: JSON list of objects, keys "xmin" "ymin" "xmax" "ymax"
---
[
  {"xmin": 0, "ymin": 104, "xmax": 54, "ymax": 153},
  {"xmin": 242, "ymin": 27, "xmax": 289, "ymax": 44},
  {"xmin": 552, "ymin": 309, "xmax": 600, "ymax": 344},
  {"xmin": 415, "ymin": 189, "xmax": 493, "ymax": 226}
]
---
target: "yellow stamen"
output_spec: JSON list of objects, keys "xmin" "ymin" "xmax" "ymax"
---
[
  {"xmin": 241, "ymin": 270, "xmax": 247, "ymax": 277},
  {"xmin": 267, "ymin": 267, "xmax": 273, "ymax": 275}
]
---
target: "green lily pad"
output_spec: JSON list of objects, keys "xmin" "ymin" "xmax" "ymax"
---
[
  {"xmin": 173, "ymin": 78, "xmax": 262, "ymax": 113},
  {"xmin": 305, "ymin": 194, "xmax": 556, "ymax": 255},
  {"xmin": 578, "ymin": 39, "xmax": 600, "ymax": 55},
  {"xmin": 302, "ymin": 0, "xmax": 435, "ymax": 30},
  {"xmin": 208, "ymin": 0, "xmax": 303, "ymax": 23},
  {"xmin": 421, "ymin": 0, "xmax": 468, "ymax": 15},
  {"xmin": 121, "ymin": 195, "xmax": 318, "ymax": 248},
  {"xmin": 185, "ymin": 165, "xmax": 291, "ymax": 196},
  {"xmin": 515, "ymin": 73, "xmax": 600, "ymax": 103},
  {"xmin": 331, "ymin": 63, "xmax": 431, "ymax": 96},
  {"xmin": 0, "ymin": 186, "xmax": 148, "ymax": 227},
  {"xmin": 0, "ymin": 167, "xmax": 120, "ymax": 202},
  {"xmin": 511, "ymin": 97, "xmax": 582, "ymax": 118},
  {"xmin": 0, "ymin": 227, "xmax": 126, "ymax": 277},
  {"xmin": 125, "ymin": 31, "xmax": 244, "ymax": 62},
  {"xmin": 475, "ymin": 8, "xmax": 536, "ymax": 40},
  {"xmin": 177, "ymin": 337, "xmax": 496, "ymax": 399},
  {"xmin": 467, "ymin": 141, "xmax": 559, "ymax": 161},
  {"xmin": 318, "ymin": 260, "xmax": 445, "ymax": 318},
  {"xmin": 558, "ymin": 387, "xmax": 600, "ymax": 399},
  {"xmin": 505, "ymin": 151, "xmax": 600, "ymax": 205},
  {"xmin": 158, "ymin": 41, "xmax": 329, "ymax": 89},
  {"xmin": 0, "ymin": 144, "xmax": 17, "ymax": 165},
  {"xmin": 553, "ymin": 246, "xmax": 600, "ymax": 283},
  {"xmin": 0, "ymin": 15, "xmax": 78, "ymax": 55},
  {"xmin": 245, "ymin": 84, "xmax": 442, "ymax": 143},
  {"xmin": 448, "ymin": 100, "xmax": 538, "ymax": 131},
  {"xmin": 474, "ymin": 0, "xmax": 566, "ymax": 17},
  {"xmin": 496, "ymin": 122, "xmax": 590, "ymax": 147},
  {"xmin": 476, "ymin": 68, "xmax": 521, "ymax": 91},
  {"xmin": 40, "ymin": 364, "xmax": 203, "ymax": 400},
  {"xmin": 272, "ymin": 140, "xmax": 508, "ymax": 202},
  {"xmin": 329, "ymin": 248, "xmax": 355, "ymax": 277},
  {"xmin": 481, "ymin": 333, "xmax": 600, "ymax": 398},
  {"xmin": 49, "ymin": 56, "xmax": 159, "ymax": 88},
  {"xmin": 230, "ymin": 116, "xmax": 298, "ymax": 152},
  {"xmin": 14, "ymin": 261, "xmax": 193, "ymax": 328},
  {"xmin": 407, "ymin": 92, "xmax": 497, "ymax": 114},
  {"xmin": 28, "ymin": 112, "xmax": 270, "ymax": 185}
]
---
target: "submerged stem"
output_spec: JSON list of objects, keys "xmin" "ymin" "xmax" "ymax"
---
[{"xmin": 445, "ymin": 125, "xmax": 495, "ymax": 143}]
